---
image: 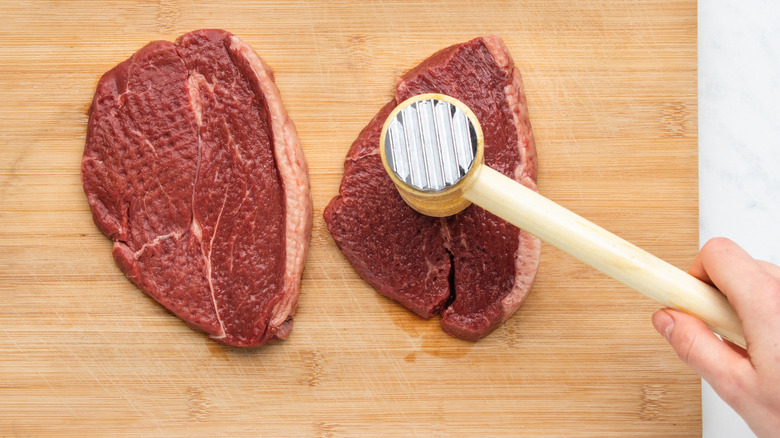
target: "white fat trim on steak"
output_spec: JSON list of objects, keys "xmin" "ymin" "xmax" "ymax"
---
[
  {"xmin": 482, "ymin": 35, "xmax": 542, "ymax": 320},
  {"xmin": 228, "ymin": 36, "xmax": 313, "ymax": 336}
]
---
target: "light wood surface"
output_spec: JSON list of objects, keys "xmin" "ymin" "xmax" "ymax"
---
[{"xmin": 0, "ymin": 1, "xmax": 700, "ymax": 436}]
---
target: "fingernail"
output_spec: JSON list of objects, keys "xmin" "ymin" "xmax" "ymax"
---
[{"xmin": 653, "ymin": 310, "xmax": 675, "ymax": 341}]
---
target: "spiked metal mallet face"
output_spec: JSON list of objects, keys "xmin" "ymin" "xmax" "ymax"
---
[{"xmin": 380, "ymin": 94, "xmax": 484, "ymax": 217}]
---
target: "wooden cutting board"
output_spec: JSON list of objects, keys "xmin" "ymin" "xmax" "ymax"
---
[{"xmin": 0, "ymin": 1, "xmax": 699, "ymax": 436}]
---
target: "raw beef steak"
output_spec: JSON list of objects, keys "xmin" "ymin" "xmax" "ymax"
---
[
  {"xmin": 82, "ymin": 29, "xmax": 311, "ymax": 347},
  {"xmin": 324, "ymin": 36, "xmax": 540, "ymax": 341}
]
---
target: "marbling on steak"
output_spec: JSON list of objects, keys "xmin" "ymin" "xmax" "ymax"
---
[
  {"xmin": 324, "ymin": 36, "xmax": 540, "ymax": 341},
  {"xmin": 82, "ymin": 29, "xmax": 311, "ymax": 347}
]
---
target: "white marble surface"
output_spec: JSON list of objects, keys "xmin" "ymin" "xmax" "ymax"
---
[{"xmin": 699, "ymin": 1, "xmax": 780, "ymax": 436}]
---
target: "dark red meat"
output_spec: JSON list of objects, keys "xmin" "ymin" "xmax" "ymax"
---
[
  {"xmin": 324, "ymin": 36, "xmax": 540, "ymax": 341},
  {"xmin": 82, "ymin": 29, "xmax": 311, "ymax": 347}
]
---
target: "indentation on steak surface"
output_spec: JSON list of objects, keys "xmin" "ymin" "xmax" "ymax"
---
[{"xmin": 444, "ymin": 248, "xmax": 457, "ymax": 309}]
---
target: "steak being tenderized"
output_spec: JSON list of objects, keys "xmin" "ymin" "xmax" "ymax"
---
[
  {"xmin": 82, "ymin": 29, "xmax": 312, "ymax": 347},
  {"xmin": 324, "ymin": 36, "xmax": 540, "ymax": 341}
]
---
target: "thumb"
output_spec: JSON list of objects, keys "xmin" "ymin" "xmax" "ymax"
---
[{"xmin": 652, "ymin": 308, "xmax": 750, "ymax": 397}]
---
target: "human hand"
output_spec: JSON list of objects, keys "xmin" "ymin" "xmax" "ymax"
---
[{"xmin": 652, "ymin": 237, "xmax": 780, "ymax": 438}]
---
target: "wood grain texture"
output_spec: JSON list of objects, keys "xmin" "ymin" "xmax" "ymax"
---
[{"xmin": 0, "ymin": 0, "xmax": 699, "ymax": 436}]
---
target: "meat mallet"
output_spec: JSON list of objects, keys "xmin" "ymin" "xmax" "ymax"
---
[{"xmin": 380, "ymin": 93, "xmax": 745, "ymax": 348}]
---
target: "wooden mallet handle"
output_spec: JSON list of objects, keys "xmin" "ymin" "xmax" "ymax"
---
[{"xmin": 466, "ymin": 166, "xmax": 745, "ymax": 348}]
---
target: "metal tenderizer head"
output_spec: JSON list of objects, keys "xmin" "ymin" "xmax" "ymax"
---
[{"xmin": 382, "ymin": 94, "xmax": 480, "ymax": 193}]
